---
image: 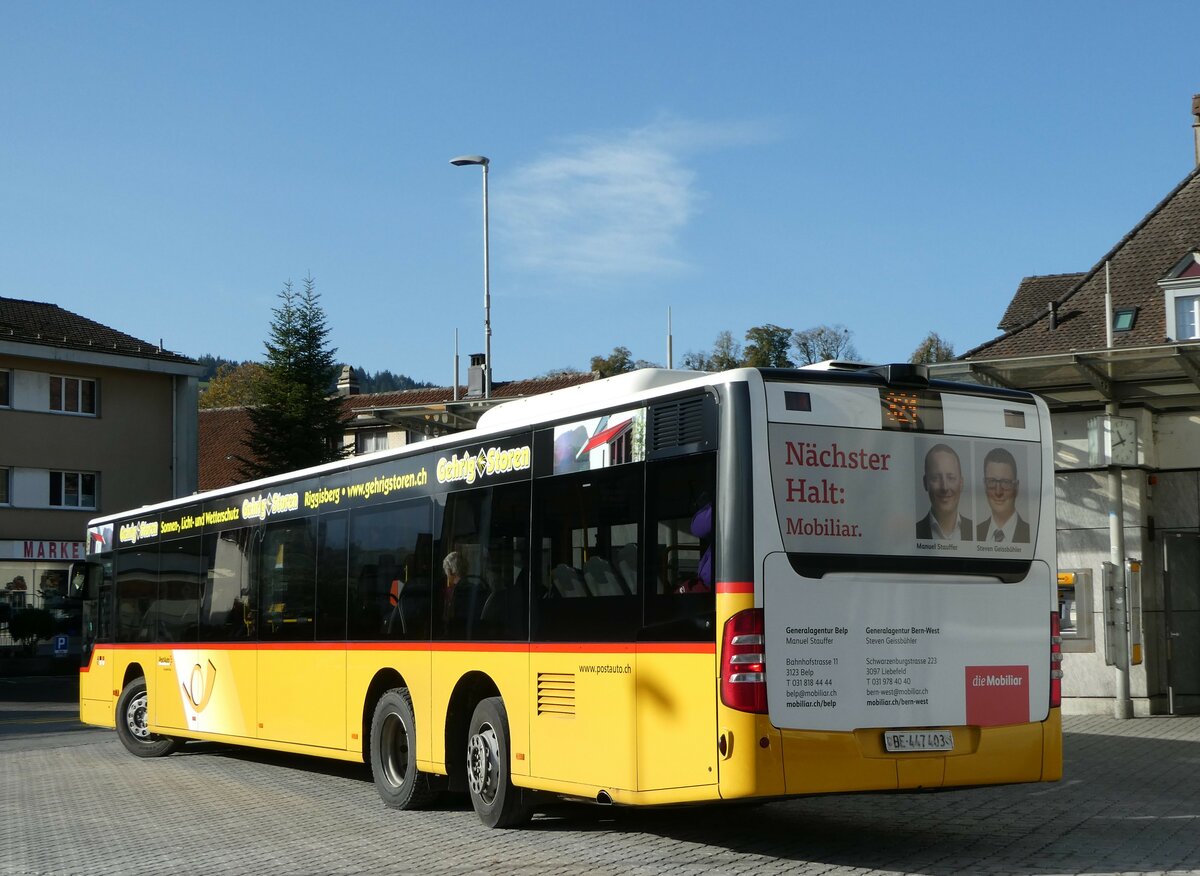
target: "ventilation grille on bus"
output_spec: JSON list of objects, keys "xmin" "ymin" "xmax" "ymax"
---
[
  {"xmin": 651, "ymin": 396, "xmax": 706, "ymax": 451},
  {"xmin": 536, "ymin": 673, "xmax": 576, "ymax": 717}
]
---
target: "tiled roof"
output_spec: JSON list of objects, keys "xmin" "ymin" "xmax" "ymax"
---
[
  {"xmin": 997, "ymin": 273, "xmax": 1086, "ymax": 331},
  {"xmin": 342, "ymin": 372, "xmax": 597, "ymax": 411},
  {"xmin": 0, "ymin": 297, "xmax": 197, "ymax": 366},
  {"xmin": 198, "ymin": 407, "xmax": 258, "ymax": 491},
  {"xmin": 199, "ymin": 372, "xmax": 599, "ymax": 490},
  {"xmin": 964, "ymin": 164, "xmax": 1200, "ymax": 360}
]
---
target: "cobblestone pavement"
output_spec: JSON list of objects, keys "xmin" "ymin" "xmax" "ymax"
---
[{"xmin": 2, "ymin": 681, "xmax": 1199, "ymax": 876}]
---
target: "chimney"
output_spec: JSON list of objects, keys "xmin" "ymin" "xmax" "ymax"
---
[
  {"xmin": 336, "ymin": 364, "xmax": 360, "ymax": 396},
  {"xmin": 466, "ymin": 353, "xmax": 488, "ymax": 398},
  {"xmin": 1194, "ymin": 94, "xmax": 1200, "ymax": 166},
  {"xmin": 1048, "ymin": 300, "xmax": 1058, "ymax": 330}
]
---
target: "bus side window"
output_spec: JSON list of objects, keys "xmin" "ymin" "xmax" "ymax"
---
[
  {"xmin": 115, "ymin": 547, "xmax": 158, "ymax": 643},
  {"xmin": 200, "ymin": 528, "xmax": 257, "ymax": 642},
  {"xmin": 257, "ymin": 519, "xmax": 316, "ymax": 643},
  {"xmin": 157, "ymin": 536, "xmax": 202, "ymax": 643},
  {"xmin": 316, "ymin": 511, "xmax": 348, "ymax": 641},
  {"xmin": 436, "ymin": 484, "xmax": 529, "ymax": 643},
  {"xmin": 642, "ymin": 453, "xmax": 717, "ymax": 641},
  {"xmin": 348, "ymin": 499, "xmax": 434, "ymax": 642},
  {"xmin": 532, "ymin": 466, "xmax": 641, "ymax": 643}
]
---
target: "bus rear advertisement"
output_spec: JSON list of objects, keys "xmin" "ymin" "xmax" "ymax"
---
[{"xmin": 74, "ymin": 364, "xmax": 1061, "ymax": 828}]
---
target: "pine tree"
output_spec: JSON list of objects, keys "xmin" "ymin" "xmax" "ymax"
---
[{"xmin": 240, "ymin": 276, "xmax": 349, "ymax": 478}]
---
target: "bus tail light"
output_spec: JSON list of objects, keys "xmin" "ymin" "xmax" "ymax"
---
[
  {"xmin": 1050, "ymin": 612, "xmax": 1063, "ymax": 707},
  {"xmin": 721, "ymin": 608, "xmax": 767, "ymax": 714}
]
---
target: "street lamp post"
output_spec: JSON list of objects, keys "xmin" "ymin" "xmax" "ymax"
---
[{"xmin": 450, "ymin": 154, "xmax": 491, "ymax": 399}]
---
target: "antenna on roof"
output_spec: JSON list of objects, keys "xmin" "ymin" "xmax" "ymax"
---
[
  {"xmin": 667, "ymin": 306, "xmax": 673, "ymax": 369},
  {"xmin": 452, "ymin": 329, "xmax": 460, "ymax": 402}
]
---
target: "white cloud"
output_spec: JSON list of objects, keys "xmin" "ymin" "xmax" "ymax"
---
[{"xmin": 499, "ymin": 116, "xmax": 770, "ymax": 285}]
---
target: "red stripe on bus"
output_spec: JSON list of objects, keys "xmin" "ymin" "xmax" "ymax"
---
[{"xmin": 717, "ymin": 581, "xmax": 754, "ymax": 594}]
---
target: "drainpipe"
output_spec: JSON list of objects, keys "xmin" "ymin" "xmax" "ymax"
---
[{"xmin": 1108, "ymin": 399, "xmax": 1132, "ymax": 719}]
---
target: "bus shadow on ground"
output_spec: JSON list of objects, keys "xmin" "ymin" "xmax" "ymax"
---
[{"xmin": 525, "ymin": 728, "xmax": 1200, "ymax": 876}]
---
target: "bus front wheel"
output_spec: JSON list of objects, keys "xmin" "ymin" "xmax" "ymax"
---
[
  {"xmin": 115, "ymin": 677, "xmax": 182, "ymax": 758},
  {"xmin": 370, "ymin": 688, "xmax": 441, "ymax": 809},
  {"xmin": 466, "ymin": 697, "xmax": 530, "ymax": 828}
]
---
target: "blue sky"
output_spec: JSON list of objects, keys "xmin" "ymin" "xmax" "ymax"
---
[{"xmin": 2, "ymin": 3, "xmax": 1198, "ymax": 384}]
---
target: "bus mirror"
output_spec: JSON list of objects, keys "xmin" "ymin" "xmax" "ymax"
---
[{"xmin": 67, "ymin": 562, "xmax": 99, "ymax": 600}]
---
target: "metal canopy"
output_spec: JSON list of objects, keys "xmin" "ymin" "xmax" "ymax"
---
[
  {"xmin": 929, "ymin": 341, "xmax": 1200, "ymax": 412},
  {"xmin": 350, "ymin": 400, "xmax": 498, "ymax": 439}
]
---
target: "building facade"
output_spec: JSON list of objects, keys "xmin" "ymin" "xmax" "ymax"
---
[
  {"xmin": 931, "ymin": 96, "xmax": 1200, "ymax": 716},
  {"xmin": 1, "ymin": 297, "xmax": 203, "ymax": 633}
]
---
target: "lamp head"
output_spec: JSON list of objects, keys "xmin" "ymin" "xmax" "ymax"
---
[{"xmin": 450, "ymin": 155, "xmax": 489, "ymax": 167}]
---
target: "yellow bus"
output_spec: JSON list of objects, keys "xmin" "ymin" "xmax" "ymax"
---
[{"xmin": 75, "ymin": 365, "xmax": 1062, "ymax": 828}]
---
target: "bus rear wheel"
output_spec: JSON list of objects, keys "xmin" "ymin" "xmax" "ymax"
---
[
  {"xmin": 370, "ymin": 688, "xmax": 441, "ymax": 809},
  {"xmin": 115, "ymin": 677, "xmax": 182, "ymax": 758},
  {"xmin": 466, "ymin": 697, "xmax": 530, "ymax": 828}
]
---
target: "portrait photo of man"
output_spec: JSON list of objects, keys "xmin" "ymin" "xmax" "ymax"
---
[
  {"xmin": 976, "ymin": 446, "xmax": 1030, "ymax": 543},
  {"xmin": 916, "ymin": 443, "xmax": 973, "ymax": 541}
]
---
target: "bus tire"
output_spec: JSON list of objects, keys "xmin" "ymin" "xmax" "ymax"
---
[
  {"xmin": 115, "ymin": 677, "xmax": 182, "ymax": 758},
  {"xmin": 370, "ymin": 688, "xmax": 441, "ymax": 810},
  {"xmin": 466, "ymin": 696, "xmax": 530, "ymax": 828}
]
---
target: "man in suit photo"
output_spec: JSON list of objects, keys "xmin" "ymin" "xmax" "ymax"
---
[
  {"xmin": 916, "ymin": 443, "xmax": 973, "ymax": 541},
  {"xmin": 976, "ymin": 447, "xmax": 1030, "ymax": 543}
]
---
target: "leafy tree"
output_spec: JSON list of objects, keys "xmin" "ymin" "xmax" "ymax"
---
[
  {"xmin": 199, "ymin": 362, "xmax": 268, "ymax": 409},
  {"xmin": 9, "ymin": 608, "xmax": 54, "ymax": 655},
  {"xmin": 743, "ymin": 324, "xmax": 794, "ymax": 368},
  {"xmin": 792, "ymin": 324, "xmax": 860, "ymax": 365},
  {"xmin": 682, "ymin": 330, "xmax": 743, "ymax": 371},
  {"xmin": 590, "ymin": 346, "xmax": 635, "ymax": 378},
  {"xmin": 240, "ymin": 276, "xmax": 349, "ymax": 479},
  {"xmin": 708, "ymin": 330, "xmax": 743, "ymax": 371},
  {"xmin": 909, "ymin": 331, "xmax": 956, "ymax": 364}
]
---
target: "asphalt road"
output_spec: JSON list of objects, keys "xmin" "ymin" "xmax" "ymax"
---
[{"xmin": 2, "ymin": 675, "xmax": 1199, "ymax": 875}]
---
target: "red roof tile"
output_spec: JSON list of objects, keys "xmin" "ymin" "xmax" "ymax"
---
[
  {"xmin": 965, "ymin": 164, "xmax": 1200, "ymax": 360},
  {"xmin": 0, "ymin": 296, "xmax": 197, "ymax": 366}
]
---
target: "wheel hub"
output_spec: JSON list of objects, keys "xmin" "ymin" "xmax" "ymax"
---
[
  {"xmin": 127, "ymin": 692, "xmax": 150, "ymax": 740},
  {"xmin": 467, "ymin": 724, "xmax": 499, "ymax": 801}
]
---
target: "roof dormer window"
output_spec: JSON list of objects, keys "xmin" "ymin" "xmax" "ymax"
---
[
  {"xmin": 1113, "ymin": 307, "xmax": 1138, "ymax": 332},
  {"xmin": 1159, "ymin": 251, "xmax": 1200, "ymax": 341}
]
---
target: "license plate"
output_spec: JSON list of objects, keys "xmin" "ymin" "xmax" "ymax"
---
[{"xmin": 883, "ymin": 730, "xmax": 954, "ymax": 752}]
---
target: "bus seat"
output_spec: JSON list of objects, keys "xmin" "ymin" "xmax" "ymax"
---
[
  {"xmin": 617, "ymin": 543, "xmax": 638, "ymax": 593},
  {"xmin": 551, "ymin": 564, "xmax": 588, "ymax": 598},
  {"xmin": 584, "ymin": 556, "xmax": 626, "ymax": 596},
  {"xmin": 391, "ymin": 578, "xmax": 430, "ymax": 638}
]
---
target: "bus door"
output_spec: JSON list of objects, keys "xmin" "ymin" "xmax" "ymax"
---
[
  {"xmin": 256, "ymin": 518, "xmax": 346, "ymax": 750},
  {"xmin": 634, "ymin": 454, "xmax": 719, "ymax": 792},
  {"xmin": 529, "ymin": 462, "xmax": 643, "ymax": 791},
  {"xmin": 175, "ymin": 528, "xmax": 259, "ymax": 740},
  {"xmin": 154, "ymin": 536, "xmax": 204, "ymax": 732},
  {"xmin": 75, "ymin": 555, "xmax": 115, "ymax": 727}
]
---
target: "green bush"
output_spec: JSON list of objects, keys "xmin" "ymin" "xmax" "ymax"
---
[{"xmin": 9, "ymin": 608, "xmax": 54, "ymax": 654}]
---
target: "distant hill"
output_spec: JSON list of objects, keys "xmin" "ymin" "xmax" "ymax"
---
[{"xmin": 194, "ymin": 354, "xmax": 434, "ymax": 393}]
